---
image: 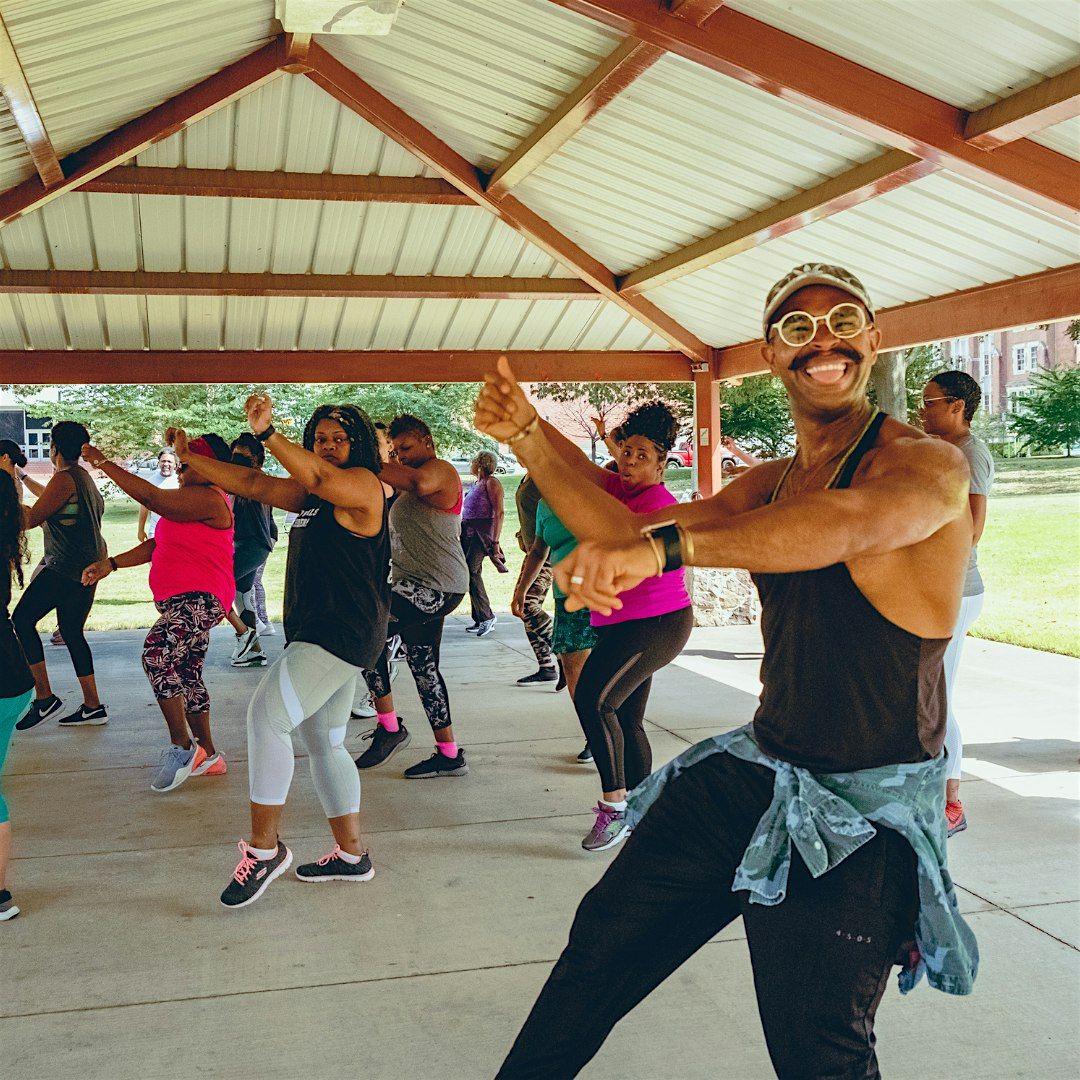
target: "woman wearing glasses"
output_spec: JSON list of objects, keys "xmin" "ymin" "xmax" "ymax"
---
[{"xmin": 81, "ymin": 434, "xmax": 235, "ymax": 793}]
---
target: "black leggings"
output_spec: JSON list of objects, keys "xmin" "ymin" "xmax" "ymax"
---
[
  {"xmin": 573, "ymin": 607, "xmax": 693, "ymax": 792},
  {"xmin": 12, "ymin": 566, "xmax": 97, "ymax": 678},
  {"xmin": 461, "ymin": 528, "xmax": 494, "ymax": 623},
  {"xmin": 497, "ymin": 752, "xmax": 919, "ymax": 1079}
]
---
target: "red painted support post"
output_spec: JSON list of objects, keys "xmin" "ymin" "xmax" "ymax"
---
[{"xmin": 693, "ymin": 364, "xmax": 721, "ymax": 498}]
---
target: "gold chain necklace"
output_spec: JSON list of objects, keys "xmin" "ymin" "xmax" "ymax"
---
[{"xmin": 771, "ymin": 408, "xmax": 881, "ymax": 502}]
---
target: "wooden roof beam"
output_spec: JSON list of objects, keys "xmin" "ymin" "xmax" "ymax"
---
[
  {"xmin": 0, "ymin": 350, "xmax": 691, "ymax": 385},
  {"xmin": 0, "ymin": 270, "xmax": 600, "ymax": 300},
  {"xmin": 543, "ymin": 0, "xmax": 1080, "ymax": 224},
  {"xmin": 712, "ymin": 263, "xmax": 1080, "ymax": 381},
  {"xmin": 0, "ymin": 11, "xmax": 62, "ymax": 187},
  {"xmin": 964, "ymin": 64, "xmax": 1080, "ymax": 150},
  {"xmin": 304, "ymin": 42, "xmax": 710, "ymax": 363},
  {"xmin": 78, "ymin": 166, "xmax": 475, "ymax": 203},
  {"xmin": 487, "ymin": 1, "xmax": 725, "ymax": 197},
  {"xmin": 620, "ymin": 150, "xmax": 938, "ymax": 295},
  {"xmin": 0, "ymin": 38, "xmax": 287, "ymax": 228}
]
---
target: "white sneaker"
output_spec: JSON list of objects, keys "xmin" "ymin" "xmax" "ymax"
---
[
  {"xmin": 233, "ymin": 628, "xmax": 262, "ymax": 664},
  {"xmin": 351, "ymin": 693, "xmax": 377, "ymax": 719},
  {"xmin": 257, "ymin": 621, "xmax": 276, "ymax": 637}
]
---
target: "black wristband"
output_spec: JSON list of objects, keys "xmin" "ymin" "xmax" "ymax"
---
[
  {"xmin": 108, "ymin": 557, "xmax": 118, "ymax": 572},
  {"xmin": 643, "ymin": 522, "xmax": 683, "ymax": 574},
  {"xmin": 255, "ymin": 424, "xmax": 276, "ymax": 443}
]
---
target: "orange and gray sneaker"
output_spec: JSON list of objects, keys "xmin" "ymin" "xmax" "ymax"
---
[
  {"xmin": 945, "ymin": 800, "xmax": 967, "ymax": 837},
  {"xmin": 192, "ymin": 748, "xmax": 227, "ymax": 776}
]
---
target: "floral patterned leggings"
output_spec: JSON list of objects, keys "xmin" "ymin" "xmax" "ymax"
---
[{"xmin": 141, "ymin": 592, "xmax": 225, "ymax": 714}]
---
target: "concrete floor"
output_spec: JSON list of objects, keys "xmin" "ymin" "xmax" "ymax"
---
[{"xmin": 1, "ymin": 617, "xmax": 1077, "ymax": 1079}]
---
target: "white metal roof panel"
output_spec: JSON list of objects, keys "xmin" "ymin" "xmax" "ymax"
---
[
  {"xmin": 136, "ymin": 74, "xmax": 443, "ymax": 177},
  {"xmin": 0, "ymin": 294, "xmax": 668, "ymax": 352},
  {"xmin": 0, "ymin": 191, "xmax": 577, "ymax": 279},
  {"xmin": 0, "ymin": 98, "xmax": 34, "ymax": 193},
  {"xmin": 726, "ymin": 0, "xmax": 1080, "ymax": 112},
  {"xmin": 649, "ymin": 170, "xmax": 1080, "ymax": 347},
  {"xmin": 515, "ymin": 52, "xmax": 886, "ymax": 274},
  {"xmin": 321, "ymin": 0, "xmax": 622, "ymax": 172},
  {"xmin": 1030, "ymin": 116, "xmax": 1080, "ymax": 162},
  {"xmin": 1, "ymin": 0, "xmax": 277, "ymax": 161}
]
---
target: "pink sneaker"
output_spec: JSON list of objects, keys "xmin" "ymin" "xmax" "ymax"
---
[
  {"xmin": 192, "ymin": 750, "xmax": 226, "ymax": 776},
  {"xmin": 945, "ymin": 800, "xmax": 967, "ymax": 837}
]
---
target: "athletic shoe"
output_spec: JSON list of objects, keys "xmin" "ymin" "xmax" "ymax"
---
[
  {"xmin": 355, "ymin": 723, "xmax": 411, "ymax": 769},
  {"xmin": 351, "ymin": 692, "xmax": 377, "ymax": 719},
  {"xmin": 946, "ymin": 800, "xmax": 968, "ymax": 837},
  {"xmin": 58, "ymin": 703, "xmax": 109, "ymax": 727},
  {"xmin": 15, "ymin": 694, "xmax": 63, "ymax": 731},
  {"xmin": 576, "ymin": 745, "xmax": 593, "ymax": 764},
  {"xmin": 465, "ymin": 622, "xmax": 481, "ymax": 633},
  {"xmin": 517, "ymin": 667, "xmax": 559, "ymax": 685},
  {"xmin": 220, "ymin": 840, "xmax": 292, "ymax": 909},
  {"xmin": 295, "ymin": 847, "xmax": 375, "ymax": 883},
  {"xmin": 231, "ymin": 651, "xmax": 267, "ymax": 668},
  {"xmin": 582, "ymin": 804, "xmax": 631, "ymax": 852},
  {"xmin": 233, "ymin": 628, "xmax": 263, "ymax": 664},
  {"xmin": 387, "ymin": 635, "xmax": 406, "ymax": 663},
  {"xmin": 404, "ymin": 748, "xmax": 469, "ymax": 779},
  {"xmin": 555, "ymin": 661, "xmax": 567, "ymax": 693},
  {"xmin": 191, "ymin": 751, "xmax": 227, "ymax": 777},
  {"xmin": 49, "ymin": 630, "xmax": 64, "ymax": 646},
  {"xmin": 0, "ymin": 889, "xmax": 19, "ymax": 921},
  {"xmin": 150, "ymin": 743, "xmax": 200, "ymax": 793},
  {"xmin": 257, "ymin": 621, "xmax": 276, "ymax": 637},
  {"xmin": 475, "ymin": 617, "xmax": 497, "ymax": 638}
]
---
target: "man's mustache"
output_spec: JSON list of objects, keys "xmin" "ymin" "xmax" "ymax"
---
[{"xmin": 790, "ymin": 344, "xmax": 862, "ymax": 371}]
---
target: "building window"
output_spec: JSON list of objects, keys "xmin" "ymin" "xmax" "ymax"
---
[
  {"xmin": 27, "ymin": 432, "xmax": 37, "ymax": 445},
  {"xmin": 982, "ymin": 357, "xmax": 991, "ymax": 377},
  {"xmin": 1027, "ymin": 343, "xmax": 1040, "ymax": 372},
  {"xmin": 978, "ymin": 334, "xmax": 992, "ymax": 360},
  {"xmin": 1013, "ymin": 343, "xmax": 1034, "ymax": 373}
]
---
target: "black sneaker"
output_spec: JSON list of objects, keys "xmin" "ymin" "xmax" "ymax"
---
[
  {"xmin": 295, "ymin": 847, "xmax": 375, "ymax": 883},
  {"xmin": 0, "ymin": 889, "xmax": 19, "ymax": 921},
  {"xmin": 404, "ymin": 748, "xmax": 469, "ymax": 779},
  {"xmin": 16, "ymin": 694, "xmax": 63, "ymax": 731},
  {"xmin": 517, "ymin": 667, "xmax": 559, "ymax": 685},
  {"xmin": 555, "ymin": 661, "xmax": 567, "ymax": 692},
  {"xmin": 354, "ymin": 722, "xmax": 411, "ymax": 769},
  {"xmin": 58, "ymin": 703, "xmax": 109, "ymax": 727},
  {"xmin": 220, "ymin": 840, "xmax": 292, "ymax": 909},
  {"xmin": 576, "ymin": 745, "xmax": 594, "ymax": 764}
]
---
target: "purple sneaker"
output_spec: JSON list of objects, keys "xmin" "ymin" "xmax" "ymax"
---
[{"xmin": 581, "ymin": 803, "xmax": 631, "ymax": 852}]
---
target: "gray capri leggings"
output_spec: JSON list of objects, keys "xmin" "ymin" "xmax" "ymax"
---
[{"xmin": 247, "ymin": 641, "xmax": 361, "ymax": 819}]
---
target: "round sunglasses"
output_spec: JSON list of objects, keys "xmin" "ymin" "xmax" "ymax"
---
[{"xmin": 769, "ymin": 302, "xmax": 869, "ymax": 348}]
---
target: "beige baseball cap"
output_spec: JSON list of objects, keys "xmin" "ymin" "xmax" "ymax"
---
[{"xmin": 762, "ymin": 263, "xmax": 875, "ymax": 337}]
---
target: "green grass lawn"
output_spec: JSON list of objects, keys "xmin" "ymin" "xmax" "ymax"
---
[{"xmin": 13, "ymin": 462, "xmax": 1077, "ymax": 656}]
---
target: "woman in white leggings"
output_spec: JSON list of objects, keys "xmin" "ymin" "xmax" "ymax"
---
[{"xmin": 173, "ymin": 396, "xmax": 391, "ymax": 909}]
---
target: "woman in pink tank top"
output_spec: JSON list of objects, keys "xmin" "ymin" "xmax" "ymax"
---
[{"xmin": 82, "ymin": 433, "xmax": 236, "ymax": 795}]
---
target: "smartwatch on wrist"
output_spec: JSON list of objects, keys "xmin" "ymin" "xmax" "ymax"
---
[
  {"xmin": 639, "ymin": 520, "xmax": 686, "ymax": 575},
  {"xmin": 255, "ymin": 424, "xmax": 276, "ymax": 443}
]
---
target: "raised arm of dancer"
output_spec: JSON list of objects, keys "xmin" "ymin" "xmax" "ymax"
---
[
  {"xmin": 722, "ymin": 435, "xmax": 761, "ymax": 468},
  {"xmin": 512, "ymin": 537, "xmax": 551, "ymax": 618},
  {"xmin": 169, "ymin": 427, "xmax": 307, "ymax": 514},
  {"xmin": 81, "ymin": 539, "xmax": 155, "ymax": 586},
  {"xmin": 592, "ymin": 415, "xmax": 621, "ymax": 462},
  {"xmin": 237, "ymin": 397, "xmax": 384, "ymax": 514},
  {"xmin": 20, "ymin": 469, "xmax": 76, "ymax": 529},
  {"xmin": 82, "ymin": 443, "xmax": 224, "ymax": 524},
  {"xmin": 16, "ymin": 469, "xmax": 47, "ymax": 498}
]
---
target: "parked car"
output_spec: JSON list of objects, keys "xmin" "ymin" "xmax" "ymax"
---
[
  {"xmin": 449, "ymin": 453, "xmax": 515, "ymax": 477},
  {"xmin": 666, "ymin": 437, "xmax": 694, "ymax": 470}
]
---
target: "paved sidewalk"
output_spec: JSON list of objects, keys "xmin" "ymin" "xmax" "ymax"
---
[{"xmin": 1, "ymin": 619, "xmax": 1077, "ymax": 1079}]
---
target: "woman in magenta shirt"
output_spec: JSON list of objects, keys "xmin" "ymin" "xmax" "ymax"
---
[{"xmin": 82, "ymin": 434, "xmax": 235, "ymax": 794}]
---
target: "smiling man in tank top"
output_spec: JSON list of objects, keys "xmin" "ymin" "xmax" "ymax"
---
[{"xmin": 477, "ymin": 264, "xmax": 979, "ymax": 1079}]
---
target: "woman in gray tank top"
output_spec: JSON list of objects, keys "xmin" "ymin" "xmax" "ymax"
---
[{"xmin": 12, "ymin": 421, "xmax": 109, "ymax": 730}]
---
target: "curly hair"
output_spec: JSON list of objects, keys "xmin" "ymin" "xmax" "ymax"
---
[
  {"xmin": 303, "ymin": 404, "xmax": 381, "ymax": 473},
  {"xmin": 0, "ymin": 470, "xmax": 28, "ymax": 591},
  {"xmin": 471, "ymin": 450, "xmax": 497, "ymax": 476},
  {"xmin": 620, "ymin": 401, "xmax": 679, "ymax": 453},
  {"xmin": 929, "ymin": 371, "xmax": 981, "ymax": 424},
  {"xmin": 50, "ymin": 420, "xmax": 90, "ymax": 462}
]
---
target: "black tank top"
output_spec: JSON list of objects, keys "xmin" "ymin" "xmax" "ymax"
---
[
  {"xmin": 751, "ymin": 411, "xmax": 948, "ymax": 771},
  {"xmin": 283, "ymin": 495, "xmax": 390, "ymax": 669}
]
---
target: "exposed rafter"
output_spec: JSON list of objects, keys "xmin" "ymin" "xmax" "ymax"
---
[
  {"xmin": 0, "ymin": 11, "xmax": 62, "ymax": 187},
  {"xmin": 0, "ymin": 350, "xmax": 690, "ymax": 385},
  {"xmin": 0, "ymin": 38, "xmax": 287, "ymax": 227},
  {"xmin": 78, "ymin": 166, "xmax": 472, "ymax": 203},
  {"xmin": 486, "ymin": 0, "xmax": 725, "ymax": 197},
  {"xmin": 304, "ymin": 42, "xmax": 710, "ymax": 363},
  {"xmin": 0, "ymin": 270, "xmax": 599, "ymax": 300},
  {"xmin": 964, "ymin": 64, "xmax": 1080, "ymax": 150},
  {"xmin": 543, "ymin": 0, "xmax": 1080, "ymax": 223},
  {"xmin": 713, "ymin": 263, "xmax": 1080, "ymax": 381},
  {"xmin": 620, "ymin": 151, "xmax": 938, "ymax": 295}
]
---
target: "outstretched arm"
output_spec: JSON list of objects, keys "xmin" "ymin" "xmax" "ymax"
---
[
  {"xmin": 21, "ymin": 470, "xmax": 75, "ymax": 530},
  {"xmin": 82, "ymin": 540, "xmax": 155, "ymax": 586},
  {"xmin": 377, "ymin": 458, "xmax": 460, "ymax": 510}
]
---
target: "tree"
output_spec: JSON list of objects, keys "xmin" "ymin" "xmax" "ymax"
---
[
  {"xmin": 531, "ymin": 381, "xmax": 692, "ymax": 460},
  {"xmin": 1009, "ymin": 366, "xmax": 1080, "ymax": 457},
  {"xmin": 718, "ymin": 374, "xmax": 794, "ymax": 457},
  {"xmin": 899, "ymin": 344, "xmax": 949, "ymax": 420},
  {"xmin": 9, "ymin": 381, "xmax": 487, "ymax": 460}
]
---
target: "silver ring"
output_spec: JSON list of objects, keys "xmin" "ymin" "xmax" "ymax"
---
[{"xmin": 570, "ymin": 575, "xmax": 585, "ymax": 585}]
